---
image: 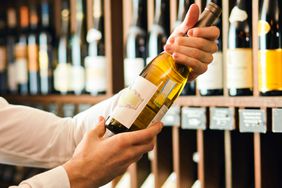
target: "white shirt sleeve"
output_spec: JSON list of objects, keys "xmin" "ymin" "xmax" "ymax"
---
[{"xmin": 0, "ymin": 93, "xmax": 120, "ymax": 188}]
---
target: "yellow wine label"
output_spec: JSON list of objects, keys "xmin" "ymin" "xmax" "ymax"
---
[
  {"xmin": 226, "ymin": 48, "xmax": 253, "ymax": 89},
  {"xmin": 258, "ymin": 20, "xmax": 270, "ymax": 36},
  {"xmin": 258, "ymin": 49, "xmax": 282, "ymax": 92}
]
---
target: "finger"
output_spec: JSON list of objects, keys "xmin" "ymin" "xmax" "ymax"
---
[
  {"xmin": 172, "ymin": 52, "xmax": 208, "ymax": 75},
  {"xmin": 167, "ymin": 4, "xmax": 199, "ymax": 42},
  {"xmin": 167, "ymin": 36, "xmax": 218, "ymax": 53},
  {"xmin": 188, "ymin": 71, "xmax": 199, "ymax": 81},
  {"xmin": 90, "ymin": 118, "xmax": 106, "ymax": 139},
  {"xmin": 167, "ymin": 44, "xmax": 213, "ymax": 64},
  {"xmin": 188, "ymin": 26, "xmax": 220, "ymax": 40},
  {"xmin": 121, "ymin": 122, "xmax": 163, "ymax": 146}
]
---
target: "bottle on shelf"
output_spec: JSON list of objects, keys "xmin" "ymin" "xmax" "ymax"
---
[
  {"xmin": 28, "ymin": 2, "xmax": 40, "ymax": 95},
  {"xmin": 175, "ymin": 0, "xmax": 197, "ymax": 96},
  {"xmin": 105, "ymin": 2, "xmax": 221, "ymax": 136},
  {"xmin": 0, "ymin": 9, "xmax": 7, "ymax": 94},
  {"xmin": 197, "ymin": 0, "xmax": 223, "ymax": 96},
  {"xmin": 15, "ymin": 2, "xmax": 29, "ymax": 95},
  {"xmin": 123, "ymin": 0, "xmax": 147, "ymax": 87},
  {"xmin": 146, "ymin": 0, "xmax": 170, "ymax": 64},
  {"xmin": 258, "ymin": 0, "xmax": 282, "ymax": 96},
  {"xmin": 38, "ymin": 0, "xmax": 54, "ymax": 95},
  {"xmin": 69, "ymin": 0, "xmax": 86, "ymax": 95},
  {"xmin": 85, "ymin": 0, "xmax": 107, "ymax": 95},
  {"xmin": 6, "ymin": 6, "xmax": 18, "ymax": 94},
  {"xmin": 54, "ymin": 0, "xmax": 71, "ymax": 94},
  {"xmin": 227, "ymin": 0, "xmax": 253, "ymax": 96}
]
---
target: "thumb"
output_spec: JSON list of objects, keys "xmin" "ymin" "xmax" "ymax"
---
[
  {"xmin": 167, "ymin": 4, "xmax": 199, "ymax": 44},
  {"xmin": 91, "ymin": 116, "xmax": 106, "ymax": 139}
]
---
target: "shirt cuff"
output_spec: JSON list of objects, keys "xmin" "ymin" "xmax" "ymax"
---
[{"xmin": 19, "ymin": 166, "xmax": 70, "ymax": 188}]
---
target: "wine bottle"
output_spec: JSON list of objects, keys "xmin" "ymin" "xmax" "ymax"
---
[
  {"xmin": 85, "ymin": 0, "xmax": 107, "ymax": 95},
  {"xmin": 6, "ymin": 7, "xmax": 18, "ymax": 94},
  {"xmin": 174, "ymin": 0, "xmax": 196, "ymax": 96},
  {"xmin": 146, "ymin": 0, "xmax": 170, "ymax": 64},
  {"xmin": 123, "ymin": 0, "xmax": 147, "ymax": 87},
  {"xmin": 39, "ymin": 0, "xmax": 54, "ymax": 95},
  {"xmin": 70, "ymin": 0, "xmax": 86, "ymax": 95},
  {"xmin": 105, "ymin": 2, "xmax": 221, "ymax": 136},
  {"xmin": 28, "ymin": 2, "xmax": 40, "ymax": 95},
  {"xmin": 227, "ymin": 0, "xmax": 253, "ymax": 96},
  {"xmin": 258, "ymin": 0, "xmax": 282, "ymax": 96},
  {"xmin": 197, "ymin": 0, "xmax": 223, "ymax": 96},
  {"xmin": 0, "ymin": 10, "xmax": 7, "ymax": 94},
  {"xmin": 54, "ymin": 0, "xmax": 71, "ymax": 94},
  {"xmin": 15, "ymin": 3, "xmax": 29, "ymax": 95}
]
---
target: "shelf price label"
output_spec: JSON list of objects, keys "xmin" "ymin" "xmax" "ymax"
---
[
  {"xmin": 162, "ymin": 105, "xmax": 180, "ymax": 127},
  {"xmin": 210, "ymin": 107, "xmax": 235, "ymax": 130},
  {"xmin": 181, "ymin": 107, "xmax": 206, "ymax": 130},
  {"xmin": 239, "ymin": 109, "xmax": 266, "ymax": 133},
  {"xmin": 272, "ymin": 108, "xmax": 282, "ymax": 133}
]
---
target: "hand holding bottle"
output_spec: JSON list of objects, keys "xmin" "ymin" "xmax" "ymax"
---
[
  {"xmin": 63, "ymin": 117, "xmax": 163, "ymax": 188},
  {"xmin": 164, "ymin": 4, "xmax": 220, "ymax": 81}
]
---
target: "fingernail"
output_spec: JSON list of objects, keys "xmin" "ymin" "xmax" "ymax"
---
[
  {"xmin": 188, "ymin": 29, "xmax": 193, "ymax": 36},
  {"xmin": 172, "ymin": 53, "xmax": 178, "ymax": 58},
  {"xmin": 98, "ymin": 116, "xmax": 104, "ymax": 122}
]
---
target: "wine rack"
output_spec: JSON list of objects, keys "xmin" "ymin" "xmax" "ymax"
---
[{"xmin": 1, "ymin": 0, "xmax": 282, "ymax": 188}]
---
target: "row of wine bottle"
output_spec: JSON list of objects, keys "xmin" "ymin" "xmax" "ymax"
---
[
  {"xmin": 124, "ymin": 0, "xmax": 282, "ymax": 97},
  {"xmin": 0, "ymin": 0, "xmax": 107, "ymax": 96},
  {"xmin": 0, "ymin": 0, "xmax": 281, "ymax": 97}
]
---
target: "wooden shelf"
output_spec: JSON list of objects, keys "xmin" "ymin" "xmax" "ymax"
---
[{"xmin": 2, "ymin": 95, "xmax": 110, "ymax": 104}]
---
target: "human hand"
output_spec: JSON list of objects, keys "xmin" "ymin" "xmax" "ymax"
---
[
  {"xmin": 63, "ymin": 117, "xmax": 163, "ymax": 188},
  {"xmin": 164, "ymin": 4, "xmax": 220, "ymax": 81}
]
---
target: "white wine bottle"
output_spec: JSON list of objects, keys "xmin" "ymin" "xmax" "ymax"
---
[{"xmin": 105, "ymin": 2, "xmax": 221, "ymax": 136}]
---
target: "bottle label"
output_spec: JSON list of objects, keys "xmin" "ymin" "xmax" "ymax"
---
[
  {"xmin": 197, "ymin": 52, "xmax": 223, "ymax": 90},
  {"xmin": 124, "ymin": 58, "xmax": 144, "ymax": 86},
  {"xmin": 54, "ymin": 63, "xmax": 71, "ymax": 93},
  {"xmin": 16, "ymin": 58, "xmax": 28, "ymax": 84},
  {"xmin": 229, "ymin": 6, "xmax": 248, "ymax": 23},
  {"xmin": 111, "ymin": 76, "xmax": 158, "ymax": 129},
  {"xmin": 227, "ymin": 48, "xmax": 253, "ymax": 89},
  {"xmin": 39, "ymin": 50, "xmax": 49, "ymax": 78},
  {"xmin": 149, "ymin": 105, "xmax": 169, "ymax": 125},
  {"xmin": 28, "ymin": 43, "xmax": 38, "ymax": 72},
  {"xmin": 71, "ymin": 65, "xmax": 85, "ymax": 92},
  {"xmin": 258, "ymin": 49, "xmax": 282, "ymax": 92},
  {"xmin": 8, "ymin": 63, "xmax": 17, "ymax": 91},
  {"xmin": 85, "ymin": 56, "xmax": 107, "ymax": 93},
  {"xmin": 0, "ymin": 47, "xmax": 6, "ymax": 72},
  {"xmin": 258, "ymin": 20, "xmax": 270, "ymax": 36}
]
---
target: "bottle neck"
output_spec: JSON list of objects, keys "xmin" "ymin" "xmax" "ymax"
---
[
  {"xmin": 29, "ymin": 4, "xmax": 38, "ymax": 30},
  {"xmin": 177, "ymin": 0, "xmax": 190, "ymax": 21},
  {"xmin": 93, "ymin": 0, "xmax": 103, "ymax": 31},
  {"xmin": 153, "ymin": 0, "xmax": 166, "ymax": 27},
  {"xmin": 131, "ymin": 0, "xmax": 147, "ymax": 30},
  {"xmin": 61, "ymin": 0, "xmax": 70, "ymax": 35},
  {"xmin": 41, "ymin": 1, "xmax": 50, "ymax": 29},
  {"xmin": 75, "ymin": 0, "xmax": 84, "ymax": 35},
  {"xmin": 20, "ymin": 5, "xmax": 29, "ymax": 30},
  {"xmin": 236, "ymin": 0, "xmax": 247, "ymax": 10}
]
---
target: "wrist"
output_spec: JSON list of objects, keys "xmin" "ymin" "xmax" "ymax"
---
[{"xmin": 63, "ymin": 159, "xmax": 99, "ymax": 188}]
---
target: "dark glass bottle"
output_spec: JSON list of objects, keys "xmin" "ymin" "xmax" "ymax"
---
[
  {"xmin": 258, "ymin": 0, "xmax": 282, "ymax": 96},
  {"xmin": 6, "ymin": 6, "xmax": 18, "ymax": 94},
  {"xmin": 123, "ymin": 0, "xmax": 147, "ymax": 87},
  {"xmin": 15, "ymin": 2, "xmax": 29, "ymax": 95},
  {"xmin": 198, "ymin": 0, "xmax": 223, "ymax": 96},
  {"xmin": 38, "ymin": 0, "xmax": 54, "ymax": 95},
  {"xmin": 174, "ymin": 0, "xmax": 196, "ymax": 96},
  {"xmin": 147, "ymin": 0, "xmax": 170, "ymax": 64},
  {"xmin": 54, "ymin": 0, "xmax": 70, "ymax": 94},
  {"xmin": 85, "ymin": 0, "xmax": 107, "ymax": 95},
  {"xmin": 227, "ymin": 0, "xmax": 253, "ymax": 96},
  {"xmin": 28, "ymin": 2, "xmax": 40, "ymax": 95},
  {"xmin": 0, "ymin": 9, "xmax": 7, "ymax": 94}
]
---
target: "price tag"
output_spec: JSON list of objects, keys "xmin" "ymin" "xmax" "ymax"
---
[
  {"xmin": 239, "ymin": 109, "xmax": 266, "ymax": 133},
  {"xmin": 272, "ymin": 108, "xmax": 282, "ymax": 133},
  {"xmin": 181, "ymin": 107, "xmax": 206, "ymax": 130},
  {"xmin": 210, "ymin": 107, "xmax": 235, "ymax": 130},
  {"xmin": 162, "ymin": 106, "xmax": 180, "ymax": 127}
]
